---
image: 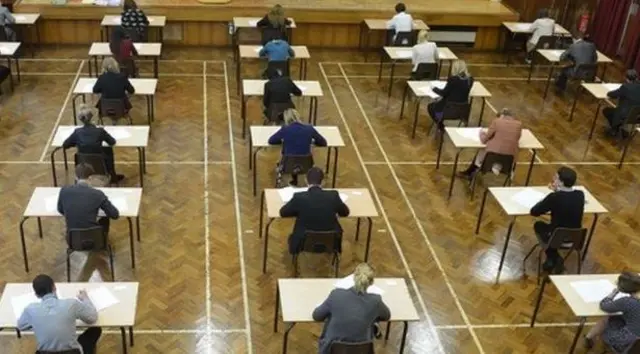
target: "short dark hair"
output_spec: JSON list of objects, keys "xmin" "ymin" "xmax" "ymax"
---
[
  {"xmin": 618, "ymin": 271, "xmax": 640, "ymax": 294},
  {"xmin": 626, "ymin": 69, "xmax": 638, "ymax": 82},
  {"xmin": 306, "ymin": 167, "xmax": 324, "ymax": 185},
  {"xmin": 557, "ymin": 166, "xmax": 577, "ymax": 187},
  {"xmin": 538, "ymin": 8, "xmax": 549, "ymax": 18},
  {"xmin": 32, "ymin": 274, "xmax": 55, "ymax": 298},
  {"xmin": 395, "ymin": 3, "xmax": 406, "ymax": 13},
  {"xmin": 75, "ymin": 163, "xmax": 95, "ymax": 180}
]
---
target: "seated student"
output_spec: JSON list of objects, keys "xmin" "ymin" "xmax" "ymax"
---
[
  {"xmin": 256, "ymin": 4, "xmax": 292, "ymax": 45},
  {"xmin": 386, "ymin": 2, "xmax": 413, "ymax": 45},
  {"xmin": 529, "ymin": 166, "xmax": 584, "ymax": 273},
  {"xmin": 63, "ymin": 104, "xmax": 124, "ymax": 184},
  {"xmin": 525, "ymin": 8, "xmax": 555, "ymax": 63},
  {"xmin": 457, "ymin": 108, "xmax": 522, "ymax": 179},
  {"xmin": 411, "ymin": 29, "xmax": 439, "ymax": 78},
  {"xmin": 555, "ymin": 33, "xmax": 597, "ymax": 92},
  {"xmin": 58, "ymin": 163, "xmax": 120, "ymax": 237},
  {"xmin": 428, "ymin": 60, "xmax": 474, "ymax": 130},
  {"xmin": 0, "ymin": 3, "xmax": 15, "ymax": 41},
  {"xmin": 313, "ymin": 263, "xmax": 391, "ymax": 354},
  {"xmin": 584, "ymin": 271, "xmax": 640, "ymax": 352},
  {"xmin": 18, "ymin": 274, "xmax": 102, "ymax": 354},
  {"xmin": 603, "ymin": 69, "xmax": 640, "ymax": 136},
  {"xmin": 279, "ymin": 167, "xmax": 350, "ymax": 255},
  {"xmin": 121, "ymin": 0, "xmax": 149, "ymax": 41},
  {"xmin": 259, "ymin": 37, "xmax": 295, "ymax": 62},
  {"xmin": 269, "ymin": 109, "xmax": 327, "ymax": 186},
  {"xmin": 93, "ymin": 57, "xmax": 135, "ymax": 113},
  {"xmin": 110, "ymin": 26, "xmax": 139, "ymax": 77},
  {"xmin": 263, "ymin": 68, "xmax": 302, "ymax": 123}
]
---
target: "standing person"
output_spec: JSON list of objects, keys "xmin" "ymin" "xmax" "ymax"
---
[
  {"xmin": 312, "ymin": 263, "xmax": 391, "ymax": 354},
  {"xmin": 584, "ymin": 271, "xmax": 640, "ymax": 352},
  {"xmin": 120, "ymin": 0, "xmax": 149, "ymax": 41},
  {"xmin": 93, "ymin": 57, "xmax": 135, "ymax": 113},
  {"xmin": 603, "ymin": 69, "xmax": 640, "ymax": 136},
  {"xmin": 18, "ymin": 274, "xmax": 103, "ymax": 354},
  {"xmin": 0, "ymin": 3, "xmax": 15, "ymax": 41},
  {"xmin": 109, "ymin": 26, "xmax": 138, "ymax": 77},
  {"xmin": 525, "ymin": 9, "xmax": 555, "ymax": 63},
  {"xmin": 555, "ymin": 33, "xmax": 597, "ymax": 92},
  {"xmin": 411, "ymin": 29, "xmax": 439, "ymax": 78},
  {"xmin": 529, "ymin": 166, "xmax": 585, "ymax": 273},
  {"xmin": 257, "ymin": 4, "xmax": 291, "ymax": 45},
  {"xmin": 428, "ymin": 60, "xmax": 474, "ymax": 130},
  {"xmin": 457, "ymin": 108, "xmax": 522, "ymax": 179},
  {"xmin": 386, "ymin": 2, "xmax": 413, "ymax": 45}
]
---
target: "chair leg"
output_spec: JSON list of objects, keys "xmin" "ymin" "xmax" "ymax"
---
[
  {"xmin": 333, "ymin": 254, "xmax": 340, "ymax": 277},
  {"xmin": 292, "ymin": 255, "xmax": 298, "ymax": 278},
  {"xmin": 536, "ymin": 249, "xmax": 543, "ymax": 285},
  {"xmin": 66, "ymin": 250, "xmax": 72, "ymax": 282},
  {"xmin": 522, "ymin": 244, "xmax": 539, "ymax": 271},
  {"xmin": 108, "ymin": 245, "xmax": 115, "ymax": 281},
  {"xmin": 469, "ymin": 173, "xmax": 479, "ymax": 199}
]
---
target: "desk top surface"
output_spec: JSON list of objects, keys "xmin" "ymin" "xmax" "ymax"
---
[
  {"xmin": 537, "ymin": 49, "xmax": 612, "ymax": 63},
  {"xmin": 383, "ymin": 46, "xmax": 457, "ymax": 61},
  {"xmin": 488, "ymin": 186, "xmax": 608, "ymax": 216},
  {"xmin": 238, "ymin": 45, "xmax": 309, "ymax": 59},
  {"xmin": 0, "ymin": 42, "xmax": 21, "ymax": 55},
  {"xmin": 101, "ymin": 15, "xmax": 166, "ymax": 27},
  {"xmin": 445, "ymin": 127, "xmax": 544, "ymax": 150},
  {"xmin": 233, "ymin": 17, "xmax": 297, "ymax": 28},
  {"xmin": 550, "ymin": 274, "xmax": 637, "ymax": 317},
  {"xmin": 13, "ymin": 13, "xmax": 40, "ymax": 24},
  {"xmin": 24, "ymin": 187, "xmax": 143, "ymax": 217},
  {"xmin": 52, "ymin": 125, "xmax": 150, "ymax": 147},
  {"xmin": 502, "ymin": 22, "xmax": 570, "ymax": 35},
  {"xmin": 250, "ymin": 125, "xmax": 345, "ymax": 147},
  {"xmin": 407, "ymin": 80, "xmax": 491, "ymax": 98},
  {"xmin": 243, "ymin": 79, "xmax": 323, "ymax": 97},
  {"xmin": 89, "ymin": 42, "xmax": 162, "ymax": 56},
  {"xmin": 264, "ymin": 188, "xmax": 378, "ymax": 218},
  {"xmin": 582, "ymin": 82, "xmax": 622, "ymax": 99},
  {"xmin": 74, "ymin": 77, "xmax": 158, "ymax": 95},
  {"xmin": 364, "ymin": 19, "xmax": 428, "ymax": 31}
]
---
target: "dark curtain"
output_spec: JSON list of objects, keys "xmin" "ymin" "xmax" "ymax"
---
[{"xmin": 591, "ymin": 0, "xmax": 631, "ymax": 56}]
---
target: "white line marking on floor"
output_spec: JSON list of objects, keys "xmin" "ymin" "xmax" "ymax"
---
[{"xmin": 203, "ymin": 61, "xmax": 213, "ymax": 354}]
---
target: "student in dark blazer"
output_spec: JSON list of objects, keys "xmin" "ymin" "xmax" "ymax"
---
[
  {"xmin": 269, "ymin": 109, "xmax": 327, "ymax": 186},
  {"xmin": 256, "ymin": 4, "xmax": 291, "ymax": 45},
  {"xmin": 63, "ymin": 104, "xmax": 124, "ymax": 184},
  {"xmin": 313, "ymin": 263, "xmax": 391, "ymax": 354},
  {"xmin": 428, "ymin": 60, "xmax": 474, "ymax": 130},
  {"xmin": 57, "ymin": 163, "xmax": 120, "ymax": 237},
  {"xmin": 530, "ymin": 166, "xmax": 584, "ymax": 273},
  {"xmin": 555, "ymin": 33, "xmax": 597, "ymax": 91},
  {"xmin": 603, "ymin": 69, "xmax": 640, "ymax": 136},
  {"xmin": 279, "ymin": 167, "xmax": 350, "ymax": 254},
  {"xmin": 263, "ymin": 68, "xmax": 302, "ymax": 123},
  {"xmin": 93, "ymin": 57, "xmax": 135, "ymax": 112}
]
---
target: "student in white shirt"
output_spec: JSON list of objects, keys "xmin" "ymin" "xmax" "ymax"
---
[
  {"xmin": 411, "ymin": 29, "xmax": 439, "ymax": 77},
  {"xmin": 526, "ymin": 8, "xmax": 555, "ymax": 63},
  {"xmin": 386, "ymin": 3, "xmax": 413, "ymax": 45}
]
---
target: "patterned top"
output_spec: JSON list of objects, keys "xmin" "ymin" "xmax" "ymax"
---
[
  {"xmin": 120, "ymin": 8, "xmax": 149, "ymax": 35},
  {"xmin": 601, "ymin": 294, "xmax": 640, "ymax": 352}
]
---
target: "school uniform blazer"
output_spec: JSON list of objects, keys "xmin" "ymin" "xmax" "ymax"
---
[
  {"xmin": 62, "ymin": 124, "xmax": 116, "ymax": 155},
  {"xmin": 93, "ymin": 71, "xmax": 135, "ymax": 100},
  {"xmin": 608, "ymin": 82, "xmax": 640, "ymax": 124},
  {"xmin": 263, "ymin": 76, "xmax": 302, "ymax": 108},
  {"xmin": 57, "ymin": 183, "xmax": 120, "ymax": 232},
  {"xmin": 431, "ymin": 74, "xmax": 474, "ymax": 112},
  {"xmin": 480, "ymin": 116, "xmax": 523, "ymax": 157}
]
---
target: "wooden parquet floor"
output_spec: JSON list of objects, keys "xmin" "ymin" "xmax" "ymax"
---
[{"xmin": 0, "ymin": 46, "xmax": 639, "ymax": 353}]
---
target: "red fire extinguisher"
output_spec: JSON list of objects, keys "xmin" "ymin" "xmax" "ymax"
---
[{"xmin": 578, "ymin": 12, "xmax": 590, "ymax": 34}]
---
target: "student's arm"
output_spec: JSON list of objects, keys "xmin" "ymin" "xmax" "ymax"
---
[
  {"xmin": 411, "ymin": 46, "xmax": 419, "ymax": 66},
  {"xmin": 528, "ymin": 19, "xmax": 539, "ymax": 33},
  {"xmin": 287, "ymin": 44, "xmax": 295, "ymax": 58},
  {"xmin": 62, "ymin": 130, "xmax": 78, "ymax": 149},
  {"xmin": 256, "ymin": 15, "xmax": 269, "ymax": 27},
  {"xmin": 386, "ymin": 14, "xmax": 397, "ymax": 29},
  {"xmin": 3, "ymin": 8, "xmax": 15, "ymax": 24},
  {"xmin": 102, "ymin": 129, "xmax": 116, "ymax": 146},
  {"xmin": 74, "ymin": 297, "xmax": 99, "ymax": 325},
  {"xmin": 131, "ymin": 42, "xmax": 139, "ymax": 57},
  {"xmin": 335, "ymin": 192, "xmax": 350, "ymax": 217},
  {"xmin": 600, "ymin": 293, "xmax": 632, "ymax": 314},
  {"xmin": 279, "ymin": 194, "xmax": 299, "ymax": 217},
  {"xmin": 607, "ymin": 86, "xmax": 624, "ymax": 99},
  {"xmin": 93, "ymin": 76, "xmax": 103, "ymax": 94},
  {"xmin": 479, "ymin": 121, "xmax": 497, "ymax": 144},
  {"xmin": 17, "ymin": 307, "xmax": 31, "ymax": 331},
  {"xmin": 100, "ymin": 196, "xmax": 120, "ymax": 220},
  {"xmin": 124, "ymin": 78, "xmax": 135, "ymax": 95},
  {"xmin": 312, "ymin": 290, "xmax": 333, "ymax": 321},
  {"xmin": 377, "ymin": 296, "xmax": 391, "ymax": 321},
  {"xmin": 433, "ymin": 76, "xmax": 453, "ymax": 97},
  {"xmin": 433, "ymin": 44, "xmax": 440, "ymax": 63},
  {"xmin": 57, "ymin": 190, "xmax": 64, "ymax": 215},
  {"xmin": 290, "ymin": 79, "xmax": 302, "ymax": 97},
  {"xmin": 530, "ymin": 193, "xmax": 553, "ymax": 217},
  {"xmin": 559, "ymin": 45, "xmax": 574, "ymax": 62},
  {"xmin": 263, "ymin": 82, "xmax": 271, "ymax": 108},
  {"xmin": 258, "ymin": 44, "xmax": 267, "ymax": 58},
  {"xmin": 311, "ymin": 128, "xmax": 327, "ymax": 147},
  {"xmin": 268, "ymin": 127, "xmax": 284, "ymax": 145}
]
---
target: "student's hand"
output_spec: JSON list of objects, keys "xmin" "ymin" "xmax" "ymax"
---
[
  {"xmin": 547, "ymin": 183, "xmax": 557, "ymax": 191},
  {"xmin": 77, "ymin": 290, "xmax": 89, "ymax": 301}
]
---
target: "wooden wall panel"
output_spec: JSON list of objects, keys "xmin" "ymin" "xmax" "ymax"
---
[{"xmin": 474, "ymin": 27, "xmax": 500, "ymax": 50}]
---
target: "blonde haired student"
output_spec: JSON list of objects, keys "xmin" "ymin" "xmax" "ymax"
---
[{"xmin": 411, "ymin": 29, "xmax": 439, "ymax": 76}]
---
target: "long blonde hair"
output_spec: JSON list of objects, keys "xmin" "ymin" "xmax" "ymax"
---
[
  {"xmin": 283, "ymin": 108, "xmax": 300, "ymax": 125},
  {"xmin": 353, "ymin": 263, "xmax": 375, "ymax": 294},
  {"xmin": 102, "ymin": 57, "xmax": 120, "ymax": 74},
  {"xmin": 417, "ymin": 30, "xmax": 430, "ymax": 44},
  {"xmin": 451, "ymin": 60, "xmax": 470, "ymax": 78},
  {"xmin": 268, "ymin": 4, "xmax": 286, "ymax": 27}
]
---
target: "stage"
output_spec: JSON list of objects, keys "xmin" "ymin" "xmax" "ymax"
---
[{"xmin": 14, "ymin": 0, "xmax": 518, "ymax": 48}]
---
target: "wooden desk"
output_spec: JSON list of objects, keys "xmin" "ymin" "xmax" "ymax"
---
[
  {"xmin": 72, "ymin": 78, "xmax": 158, "ymax": 125},
  {"xmin": 49, "ymin": 125, "xmax": 150, "ymax": 187},
  {"xmin": 378, "ymin": 46, "xmax": 458, "ymax": 96},
  {"xmin": 88, "ymin": 42, "xmax": 162, "ymax": 78},
  {"xmin": 532, "ymin": 49, "xmax": 613, "ymax": 99},
  {"xmin": 359, "ymin": 19, "xmax": 429, "ymax": 62},
  {"xmin": 19, "ymin": 187, "xmax": 143, "ymax": 272},
  {"xmin": 275, "ymin": 278, "xmax": 419, "ymax": 353},
  {"xmin": 0, "ymin": 42, "xmax": 21, "ymax": 83},
  {"xmin": 442, "ymin": 127, "xmax": 544, "ymax": 198},
  {"xmin": 241, "ymin": 79, "xmax": 323, "ymax": 138},
  {"xmin": 13, "ymin": 13, "xmax": 40, "ymax": 57},
  {"xmin": 259, "ymin": 188, "xmax": 378, "ymax": 273},
  {"xmin": 399, "ymin": 81, "xmax": 492, "ymax": 138},
  {"xmin": 100, "ymin": 15, "xmax": 167, "ymax": 42},
  {"xmin": 475, "ymin": 186, "xmax": 608, "ymax": 275},
  {"xmin": 570, "ymin": 82, "xmax": 620, "ymax": 136},
  {"xmin": 0, "ymin": 282, "xmax": 139, "ymax": 353},
  {"xmin": 501, "ymin": 22, "xmax": 571, "ymax": 64},
  {"xmin": 249, "ymin": 125, "xmax": 345, "ymax": 195},
  {"xmin": 236, "ymin": 45, "xmax": 310, "ymax": 93},
  {"xmin": 231, "ymin": 17, "xmax": 297, "ymax": 61}
]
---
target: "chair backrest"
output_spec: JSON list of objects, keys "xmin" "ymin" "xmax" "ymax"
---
[
  {"xmin": 99, "ymin": 98, "xmax": 127, "ymax": 119},
  {"xmin": 536, "ymin": 35, "xmax": 557, "ymax": 50},
  {"xmin": 624, "ymin": 338, "xmax": 640, "ymax": 354},
  {"xmin": 67, "ymin": 226, "xmax": 107, "ymax": 252},
  {"xmin": 574, "ymin": 63, "xmax": 598, "ymax": 82},
  {"xmin": 479, "ymin": 152, "xmax": 515, "ymax": 176},
  {"xmin": 281, "ymin": 155, "xmax": 314, "ymax": 175},
  {"xmin": 75, "ymin": 153, "xmax": 109, "ymax": 177},
  {"xmin": 36, "ymin": 350, "xmax": 82, "ymax": 354},
  {"xmin": 266, "ymin": 60, "xmax": 290, "ymax": 78},
  {"xmin": 546, "ymin": 227, "xmax": 588, "ymax": 250},
  {"xmin": 330, "ymin": 340, "xmax": 374, "ymax": 354},
  {"xmin": 394, "ymin": 31, "xmax": 413, "ymax": 46},
  {"xmin": 623, "ymin": 106, "xmax": 640, "ymax": 126},
  {"xmin": 302, "ymin": 230, "xmax": 341, "ymax": 254},
  {"xmin": 441, "ymin": 101, "xmax": 471, "ymax": 123},
  {"xmin": 412, "ymin": 63, "xmax": 439, "ymax": 81}
]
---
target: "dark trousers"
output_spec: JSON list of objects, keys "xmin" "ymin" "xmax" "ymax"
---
[
  {"xmin": 603, "ymin": 107, "xmax": 621, "ymax": 130},
  {"xmin": 555, "ymin": 66, "xmax": 573, "ymax": 90},
  {"xmin": 427, "ymin": 102, "xmax": 444, "ymax": 130},
  {"xmin": 78, "ymin": 327, "xmax": 102, "ymax": 354},
  {"xmin": 98, "ymin": 217, "xmax": 111, "ymax": 237},
  {"xmin": 534, "ymin": 221, "xmax": 560, "ymax": 261},
  {"xmin": 102, "ymin": 147, "xmax": 117, "ymax": 177}
]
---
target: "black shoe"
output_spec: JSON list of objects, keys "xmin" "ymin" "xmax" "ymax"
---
[
  {"xmin": 111, "ymin": 174, "xmax": 125, "ymax": 183},
  {"xmin": 583, "ymin": 336, "xmax": 594, "ymax": 349},
  {"xmin": 289, "ymin": 179, "xmax": 298, "ymax": 187},
  {"xmin": 542, "ymin": 259, "xmax": 555, "ymax": 272},
  {"xmin": 552, "ymin": 260, "xmax": 565, "ymax": 274}
]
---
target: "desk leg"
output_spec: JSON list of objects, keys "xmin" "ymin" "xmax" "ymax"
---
[
  {"xmin": 311, "ymin": 97, "xmax": 318, "ymax": 125},
  {"xmin": 15, "ymin": 57, "xmax": 20, "ymax": 82},
  {"xmin": 399, "ymin": 84, "xmax": 409, "ymax": 120},
  {"xmin": 127, "ymin": 217, "xmax": 135, "ymax": 269},
  {"xmin": 384, "ymin": 322, "xmax": 391, "ymax": 341},
  {"xmin": 236, "ymin": 58, "xmax": 241, "ymax": 95},
  {"xmin": 588, "ymin": 101, "xmax": 602, "ymax": 141},
  {"xmin": 447, "ymin": 150, "xmax": 461, "ymax": 199},
  {"xmin": 153, "ymin": 58, "xmax": 158, "ymax": 79},
  {"xmin": 262, "ymin": 219, "xmax": 274, "ymax": 273},
  {"xmin": 136, "ymin": 217, "xmax": 141, "ymax": 242},
  {"xmin": 253, "ymin": 147, "xmax": 262, "ymax": 196},
  {"xmin": 259, "ymin": 190, "xmax": 265, "ymax": 239},
  {"xmin": 582, "ymin": 214, "xmax": 599, "ymax": 262},
  {"xmin": 120, "ymin": 326, "xmax": 128, "ymax": 354},
  {"xmin": 141, "ymin": 147, "xmax": 147, "ymax": 173},
  {"xmin": 436, "ymin": 125, "xmax": 445, "ymax": 169},
  {"xmin": 543, "ymin": 64, "xmax": 555, "ymax": 99},
  {"xmin": 331, "ymin": 148, "xmax": 339, "ymax": 188},
  {"xmin": 274, "ymin": 284, "xmax": 280, "ymax": 332},
  {"xmin": 241, "ymin": 96, "xmax": 247, "ymax": 139},
  {"xmin": 530, "ymin": 276, "xmax": 549, "ymax": 327},
  {"xmin": 475, "ymin": 189, "xmax": 490, "ymax": 234},
  {"xmin": 63, "ymin": 148, "xmax": 68, "ymax": 171},
  {"xmin": 525, "ymin": 150, "xmax": 536, "ymax": 186},
  {"xmin": 619, "ymin": 131, "xmax": 635, "ymax": 169},
  {"xmin": 282, "ymin": 323, "xmax": 296, "ymax": 354},
  {"xmin": 364, "ymin": 217, "xmax": 373, "ymax": 262},
  {"xmin": 324, "ymin": 147, "xmax": 331, "ymax": 174},
  {"xmin": 600, "ymin": 64, "xmax": 608, "ymax": 82},
  {"xmin": 355, "ymin": 218, "xmax": 361, "ymax": 242},
  {"xmin": 387, "ymin": 61, "xmax": 396, "ymax": 97},
  {"xmin": 399, "ymin": 321, "xmax": 409, "ymax": 353},
  {"xmin": 37, "ymin": 217, "xmax": 43, "ymax": 239},
  {"xmin": 364, "ymin": 30, "xmax": 371, "ymax": 62},
  {"xmin": 569, "ymin": 86, "xmax": 581, "ymax": 122},
  {"xmin": 50, "ymin": 147, "xmax": 61, "ymax": 187},
  {"xmin": 478, "ymin": 98, "xmax": 486, "ymax": 126},
  {"xmin": 19, "ymin": 217, "xmax": 30, "ymax": 272},
  {"xmin": 498, "ymin": 216, "xmax": 516, "ymax": 273},
  {"xmin": 568, "ymin": 318, "xmax": 586, "ymax": 354},
  {"xmin": 129, "ymin": 326, "xmax": 134, "ymax": 347},
  {"xmin": 411, "ymin": 99, "xmax": 421, "ymax": 139},
  {"xmin": 72, "ymin": 94, "xmax": 83, "ymax": 125},
  {"xmin": 377, "ymin": 53, "xmax": 384, "ymax": 82},
  {"xmin": 137, "ymin": 147, "xmax": 144, "ymax": 187},
  {"xmin": 527, "ymin": 56, "xmax": 535, "ymax": 83}
]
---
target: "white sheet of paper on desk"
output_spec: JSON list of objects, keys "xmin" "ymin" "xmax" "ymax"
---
[
  {"xmin": 419, "ymin": 87, "xmax": 440, "ymax": 99},
  {"xmin": 277, "ymin": 187, "xmax": 307, "ymax": 202},
  {"xmin": 335, "ymin": 274, "xmax": 385, "ymax": 295},
  {"xmin": 570, "ymin": 279, "xmax": 616, "ymax": 303},
  {"xmin": 109, "ymin": 129, "xmax": 132, "ymax": 140},
  {"xmin": 458, "ymin": 128, "xmax": 482, "ymax": 141},
  {"xmin": 111, "ymin": 17, "xmax": 121, "ymax": 24},
  {"xmin": 254, "ymin": 47, "xmax": 262, "ymax": 53},
  {"xmin": 82, "ymin": 83, "xmax": 94, "ymax": 92},
  {"xmin": 604, "ymin": 83, "xmax": 621, "ymax": 92},
  {"xmin": 15, "ymin": 16, "xmax": 26, "ymax": 21},
  {"xmin": 396, "ymin": 50, "xmax": 412, "ymax": 58},
  {"xmin": 45, "ymin": 196, "xmax": 58, "ymax": 212},
  {"xmin": 0, "ymin": 47, "xmax": 7, "ymax": 55},
  {"xmin": 87, "ymin": 286, "xmax": 119, "ymax": 311},
  {"xmin": 249, "ymin": 20, "xmax": 258, "ymax": 26},
  {"xmin": 614, "ymin": 292, "xmax": 631, "ymax": 301},
  {"xmin": 339, "ymin": 193, "xmax": 348, "ymax": 202},
  {"xmin": 431, "ymin": 81, "xmax": 446, "ymax": 90},
  {"xmin": 110, "ymin": 197, "xmax": 127, "ymax": 212},
  {"xmin": 510, "ymin": 188, "xmax": 546, "ymax": 209},
  {"xmin": 514, "ymin": 23, "xmax": 531, "ymax": 31},
  {"xmin": 11, "ymin": 292, "xmax": 39, "ymax": 319}
]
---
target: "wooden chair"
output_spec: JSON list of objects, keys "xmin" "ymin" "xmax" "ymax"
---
[
  {"xmin": 276, "ymin": 154, "xmax": 314, "ymax": 187},
  {"xmin": 522, "ymin": 227, "xmax": 587, "ymax": 284},
  {"xmin": 330, "ymin": 340, "xmax": 374, "ymax": 354},
  {"xmin": 99, "ymin": 98, "xmax": 133, "ymax": 125},
  {"xmin": 410, "ymin": 63, "xmax": 439, "ymax": 81},
  {"xmin": 75, "ymin": 153, "xmax": 112, "ymax": 187},
  {"xmin": 293, "ymin": 230, "xmax": 341, "ymax": 277},
  {"xmin": 469, "ymin": 152, "xmax": 515, "ymax": 199},
  {"xmin": 66, "ymin": 226, "xmax": 115, "ymax": 282},
  {"xmin": 427, "ymin": 101, "xmax": 471, "ymax": 139}
]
